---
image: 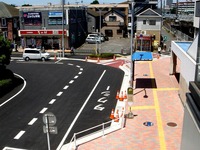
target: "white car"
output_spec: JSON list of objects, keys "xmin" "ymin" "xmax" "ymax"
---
[
  {"xmin": 23, "ymin": 48, "xmax": 50, "ymax": 61},
  {"xmin": 85, "ymin": 37, "xmax": 101, "ymax": 44}
]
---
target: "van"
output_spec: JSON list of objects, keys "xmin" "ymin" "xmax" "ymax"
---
[
  {"xmin": 87, "ymin": 33, "xmax": 105, "ymax": 42},
  {"xmin": 23, "ymin": 48, "xmax": 50, "ymax": 61}
]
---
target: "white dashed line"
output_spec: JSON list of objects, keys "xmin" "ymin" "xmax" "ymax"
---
[
  {"xmin": 76, "ymin": 65, "xmax": 80, "ymax": 68},
  {"xmin": 68, "ymin": 63, "xmax": 74, "ymax": 66},
  {"xmin": 63, "ymin": 85, "xmax": 69, "ymax": 89},
  {"xmin": 107, "ymin": 86, "xmax": 110, "ymax": 90},
  {"xmin": 28, "ymin": 118, "xmax": 38, "ymax": 125},
  {"xmin": 49, "ymin": 99, "xmax": 56, "ymax": 104},
  {"xmin": 78, "ymin": 72, "xmax": 82, "ymax": 75},
  {"xmin": 74, "ymin": 76, "xmax": 78, "ymax": 79},
  {"xmin": 14, "ymin": 131, "xmax": 25, "ymax": 139},
  {"xmin": 80, "ymin": 68, "xmax": 83, "ymax": 71},
  {"xmin": 57, "ymin": 92, "xmax": 63, "ymax": 96},
  {"xmin": 69, "ymin": 80, "xmax": 74, "ymax": 84},
  {"xmin": 39, "ymin": 107, "xmax": 48, "ymax": 114}
]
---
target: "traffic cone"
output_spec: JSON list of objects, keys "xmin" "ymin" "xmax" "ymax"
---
[
  {"xmin": 157, "ymin": 54, "xmax": 160, "ymax": 59},
  {"xmin": 114, "ymin": 109, "xmax": 119, "ymax": 122},
  {"xmin": 110, "ymin": 109, "xmax": 115, "ymax": 120},
  {"xmin": 119, "ymin": 91, "xmax": 124, "ymax": 101},
  {"xmin": 124, "ymin": 90, "xmax": 127, "ymax": 100},
  {"xmin": 116, "ymin": 90, "xmax": 120, "ymax": 100}
]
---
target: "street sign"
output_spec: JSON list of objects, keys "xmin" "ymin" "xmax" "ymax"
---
[
  {"xmin": 43, "ymin": 126, "xmax": 58, "ymax": 134},
  {"xmin": 43, "ymin": 112, "xmax": 56, "ymax": 126}
]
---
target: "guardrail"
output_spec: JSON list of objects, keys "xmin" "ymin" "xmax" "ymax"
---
[{"xmin": 63, "ymin": 113, "xmax": 126, "ymax": 150}]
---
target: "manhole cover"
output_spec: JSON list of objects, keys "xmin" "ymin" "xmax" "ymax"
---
[
  {"xmin": 143, "ymin": 121, "xmax": 153, "ymax": 127},
  {"xmin": 167, "ymin": 122, "xmax": 177, "ymax": 127},
  {"xmin": 143, "ymin": 74, "xmax": 148, "ymax": 76}
]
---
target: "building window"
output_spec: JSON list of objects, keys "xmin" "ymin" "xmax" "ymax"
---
[
  {"xmin": 143, "ymin": 20, "xmax": 146, "ymax": 25},
  {"xmin": 2, "ymin": 18, "xmax": 6, "ymax": 26},
  {"xmin": 149, "ymin": 20, "xmax": 156, "ymax": 25},
  {"xmin": 109, "ymin": 16, "xmax": 116, "ymax": 21}
]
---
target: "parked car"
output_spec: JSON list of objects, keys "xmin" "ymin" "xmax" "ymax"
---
[
  {"xmin": 23, "ymin": 48, "xmax": 50, "ymax": 61},
  {"xmin": 88, "ymin": 33, "xmax": 105, "ymax": 42},
  {"xmin": 85, "ymin": 37, "xmax": 101, "ymax": 44}
]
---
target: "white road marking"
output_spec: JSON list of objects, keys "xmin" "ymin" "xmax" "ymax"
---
[
  {"xmin": 3, "ymin": 147, "xmax": 27, "ymax": 150},
  {"xmin": 68, "ymin": 63, "xmax": 73, "ymax": 66},
  {"xmin": 74, "ymin": 75, "xmax": 78, "ymax": 79},
  {"xmin": 14, "ymin": 131, "xmax": 25, "ymax": 139},
  {"xmin": 106, "ymin": 86, "xmax": 110, "ymax": 90},
  {"xmin": 63, "ymin": 85, "xmax": 69, "ymax": 90},
  {"xmin": 57, "ymin": 70, "xmax": 106, "ymax": 150},
  {"xmin": 80, "ymin": 68, "xmax": 83, "ymax": 71},
  {"xmin": 69, "ymin": 80, "xmax": 74, "ymax": 84},
  {"xmin": 28, "ymin": 118, "xmax": 38, "ymax": 125},
  {"xmin": 39, "ymin": 107, "xmax": 48, "ymax": 114},
  {"xmin": 57, "ymin": 92, "xmax": 63, "ymax": 96},
  {"xmin": 78, "ymin": 72, "xmax": 82, "ymax": 74},
  {"xmin": 49, "ymin": 99, "xmax": 56, "ymax": 104},
  {"xmin": 76, "ymin": 65, "xmax": 80, "ymax": 68},
  {"xmin": 0, "ymin": 73, "xmax": 26, "ymax": 107}
]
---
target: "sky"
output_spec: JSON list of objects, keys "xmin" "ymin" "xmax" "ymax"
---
[{"xmin": 1, "ymin": 0, "xmax": 187, "ymax": 7}]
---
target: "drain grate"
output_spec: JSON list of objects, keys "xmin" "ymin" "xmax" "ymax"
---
[{"xmin": 167, "ymin": 122, "xmax": 177, "ymax": 127}]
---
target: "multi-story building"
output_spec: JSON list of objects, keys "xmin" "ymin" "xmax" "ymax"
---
[
  {"xmin": 0, "ymin": 2, "xmax": 19, "ymax": 43},
  {"xmin": 18, "ymin": 3, "xmax": 87, "ymax": 49}
]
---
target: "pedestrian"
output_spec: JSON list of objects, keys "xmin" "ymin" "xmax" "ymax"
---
[
  {"xmin": 158, "ymin": 45, "xmax": 161, "ymax": 54},
  {"xmin": 70, "ymin": 46, "xmax": 75, "ymax": 55}
]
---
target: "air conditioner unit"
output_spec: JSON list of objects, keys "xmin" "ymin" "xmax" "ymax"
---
[{"xmin": 42, "ymin": 27, "xmax": 46, "ymax": 30}]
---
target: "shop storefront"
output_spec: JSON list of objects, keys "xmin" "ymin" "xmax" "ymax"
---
[
  {"xmin": 136, "ymin": 35, "xmax": 152, "ymax": 51},
  {"xmin": 18, "ymin": 30, "xmax": 68, "ymax": 50}
]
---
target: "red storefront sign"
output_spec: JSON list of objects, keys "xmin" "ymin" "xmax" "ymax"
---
[{"xmin": 18, "ymin": 30, "xmax": 67, "ymax": 36}]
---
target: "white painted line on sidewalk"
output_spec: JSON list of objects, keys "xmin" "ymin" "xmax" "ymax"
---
[
  {"xmin": 57, "ymin": 70, "xmax": 106, "ymax": 150},
  {"xmin": 14, "ymin": 131, "xmax": 25, "ymax": 139},
  {"xmin": 39, "ymin": 107, "xmax": 48, "ymax": 114},
  {"xmin": 74, "ymin": 75, "xmax": 78, "ymax": 79},
  {"xmin": 69, "ymin": 80, "xmax": 74, "ymax": 84},
  {"xmin": 28, "ymin": 118, "xmax": 38, "ymax": 125},
  {"xmin": 57, "ymin": 91, "xmax": 63, "ymax": 96},
  {"xmin": 49, "ymin": 99, "xmax": 56, "ymax": 104},
  {"xmin": 107, "ymin": 86, "xmax": 110, "ymax": 91},
  {"xmin": 63, "ymin": 85, "xmax": 69, "ymax": 90},
  {"xmin": 78, "ymin": 72, "xmax": 82, "ymax": 75}
]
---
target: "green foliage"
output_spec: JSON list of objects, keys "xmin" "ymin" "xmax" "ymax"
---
[
  {"xmin": 0, "ymin": 36, "xmax": 12, "ymax": 66},
  {"xmin": 91, "ymin": 0, "xmax": 99, "ymax": 4},
  {"xmin": 0, "ymin": 79, "xmax": 12, "ymax": 86}
]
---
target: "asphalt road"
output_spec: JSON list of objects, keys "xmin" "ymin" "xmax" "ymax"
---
[{"xmin": 0, "ymin": 60, "xmax": 124, "ymax": 150}]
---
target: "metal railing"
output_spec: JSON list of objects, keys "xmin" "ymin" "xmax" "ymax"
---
[{"xmin": 65, "ymin": 115, "xmax": 126, "ymax": 150}]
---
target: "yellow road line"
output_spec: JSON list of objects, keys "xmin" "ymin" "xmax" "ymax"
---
[
  {"xmin": 149, "ymin": 61, "xmax": 166, "ymax": 150},
  {"xmin": 155, "ymin": 88, "xmax": 179, "ymax": 91},
  {"xmin": 131, "ymin": 105, "xmax": 155, "ymax": 110}
]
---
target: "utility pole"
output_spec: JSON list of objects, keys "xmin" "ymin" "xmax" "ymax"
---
[{"xmin": 62, "ymin": 0, "xmax": 65, "ymax": 57}]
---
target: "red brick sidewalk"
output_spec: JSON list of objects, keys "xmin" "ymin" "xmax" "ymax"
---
[{"xmin": 76, "ymin": 56, "xmax": 184, "ymax": 150}]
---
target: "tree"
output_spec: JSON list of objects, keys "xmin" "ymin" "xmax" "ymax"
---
[
  {"xmin": 0, "ymin": 36, "xmax": 12, "ymax": 67},
  {"xmin": 91, "ymin": 0, "xmax": 99, "ymax": 4}
]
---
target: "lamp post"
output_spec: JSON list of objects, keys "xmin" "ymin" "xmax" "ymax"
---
[
  {"xmin": 130, "ymin": 0, "xmax": 135, "ymax": 88},
  {"xmin": 62, "ymin": 0, "xmax": 65, "ymax": 57}
]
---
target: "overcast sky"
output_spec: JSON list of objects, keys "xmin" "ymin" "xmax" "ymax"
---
[{"xmin": 1, "ymin": 0, "xmax": 186, "ymax": 7}]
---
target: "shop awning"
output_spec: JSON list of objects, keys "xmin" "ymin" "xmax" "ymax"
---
[{"xmin": 132, "ymin": 51, "xmax": 153, "ymax": 61}]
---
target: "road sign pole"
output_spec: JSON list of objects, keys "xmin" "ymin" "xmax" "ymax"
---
[{"xmin": 45, "ymin": 115, "xmax": 51, "ymax": 150}]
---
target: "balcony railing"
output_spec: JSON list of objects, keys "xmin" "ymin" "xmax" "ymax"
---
[{"xmin": 104, "ymin": 21, "xmax": 124, "ymax": 26}]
